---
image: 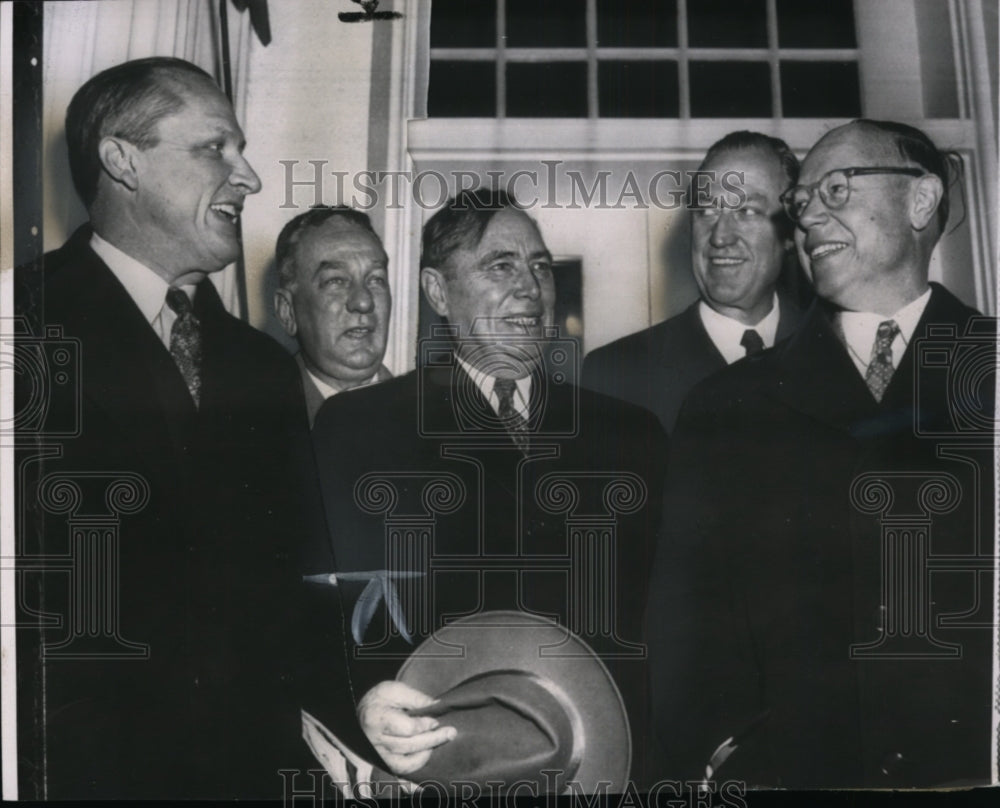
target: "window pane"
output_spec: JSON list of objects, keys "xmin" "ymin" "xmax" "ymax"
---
[
  {"xmin": 599, "ymin": 61, "xmax": 679, "ymax": 117},
  {"xmin": 507, "ymin": 0, "xmax": 586, "ymax": 47},
  {"xmin": 687, "ymin": 0, "xmax": 768, "ymax": 48},
  {"xmin": 596, "ymin": 0, "xmax": 678, "ymax": 47},
  {"xmin": 689, "ymin": 61, "xmax": 771, "ymax": 116},
  {"xmin": 430, "ymin": 0, "xmax": 497, "ymax": 48},
  {"xmin": 507, "ymin": 62, "xmax": 588, "ymax": 117},
  {"xmin": 781, "ymin": 61, "xmax": 861, "ymax": 117},
  {"xmin": 776, "ymin": 0, "xmax": 856, "ymax": 48},
  {"xmin": 428, "ymin": 61, "xmax": 496, "ymax": 117}
]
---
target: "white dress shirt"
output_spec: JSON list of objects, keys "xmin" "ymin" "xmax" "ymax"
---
[
  {"xmin": 90, "ymin": 232, "xmax": 195, "ymax": 349},
  {"xmin": 835, "ymin": 288, "xmax": 932, "ymax": 379},
  {"xmin": 698, "ymin": 292, "xmax": 781, "ymax": 364},
  {"xmin": 456, "ymin": 355, "xmax": 532, "ymax": 420}
]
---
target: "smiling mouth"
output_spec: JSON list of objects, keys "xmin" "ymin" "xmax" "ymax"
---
[
  {"xmin": 808, "ymin": 242, "xmax": 848, "ymax": 260},
  {"xmin": 708, "ymin": 256, "xmax": 746, "ymax": 267},
  {"xmin": 210, "ymin": 202, "xmax": 242, "ymax": 224},
  {"xmin": 502, "ymin": 316, "xmax": 542, "ymax": 331},
  {"xmin": 343, "ymin": 326, "xmax": 374, "ymax": 339}
]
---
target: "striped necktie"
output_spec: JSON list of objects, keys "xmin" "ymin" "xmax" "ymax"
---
[{"xmin": 494, "ymin": 377, "xmax": 530, "ymax": 454}]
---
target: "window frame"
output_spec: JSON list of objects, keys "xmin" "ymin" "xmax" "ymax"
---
[{"xmin": 429, "ymin": 0, "xmax": 862, "ymax": 119}]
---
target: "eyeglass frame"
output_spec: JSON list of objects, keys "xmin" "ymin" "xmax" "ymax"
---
[{"xmin": 780, "ymin": 166, "xmax": 927, "ymax": 222}]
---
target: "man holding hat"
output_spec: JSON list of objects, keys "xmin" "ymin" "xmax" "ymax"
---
[{"xmin": 311, "ymin": 189, "xmax": 667, "ymax": 791}]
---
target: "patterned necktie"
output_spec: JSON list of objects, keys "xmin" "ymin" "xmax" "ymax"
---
[
  {"xmin": 740, "ymin": 328, "xmax": 765, "ymax": 357},
  {"xmin": 864, "ymin": 319, "xmax": 900, "ymax": 403},
  {"xmin": 494, "ymin": 377, "xmax": 530, "ymax": 454},
  {"xmin": 166, "ymin": 287, "xmax": 202, "ymax": 407}
]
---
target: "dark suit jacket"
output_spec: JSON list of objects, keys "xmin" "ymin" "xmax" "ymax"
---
[
  {"xmin": 581, "ymin": 294, "xmax": 802, "ymax": 433},
  {"xmin": 312, "ymin": 357, "xmax": 668, "ymax": 780},
  {"xmin": 648, "ymin": 283, "xmax": 995, "ymax": 788},
  {"xmin": 15, "ymin": 227, "xmax": 370, "ymax": 799},
  {"xmin": 296, "ymin": 351, "xmax": 392, "ymax": 428}
]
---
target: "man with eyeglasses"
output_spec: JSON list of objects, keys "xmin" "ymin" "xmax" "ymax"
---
[
  {"xmin": 647, "ymin": 120, "xmax": 995, "ymax": 788},
  {"xmin": 582, "ymin": 131, "xmax": 804, "ymax": 434}
]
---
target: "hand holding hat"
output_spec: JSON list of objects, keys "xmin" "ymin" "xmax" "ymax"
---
[{"xmin": 358, "ymin": 680, "xmax": 458, "ymax": 774}]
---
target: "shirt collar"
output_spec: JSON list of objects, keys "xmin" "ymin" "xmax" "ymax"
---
[
  {"xmin": 455, "ymin": 355, "xmax": 532, "ymax": 418},
  {"xmin": 835, "ymin": 287, "xmax": 932, "ymax": 369},
  {"xmin": 698, "ymin": 292, "xmax": 780, "ymax": 364},
  {"xmin": 305, "ymin": 364, "xmax": 384, "ymax": 400},
  {"xmin": 90, "ymin": 231, "xmax": 175, "ymax": 324}
]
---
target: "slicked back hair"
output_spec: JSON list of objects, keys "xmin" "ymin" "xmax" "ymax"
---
[
  {"xmin": 275, "ymin": 205, "xmax": 379, "ymax": 288},
  {"xmin": 698, "ymin": 130, "xmax": 800, "ymax": 188},
  {"xmin": 66, "ymin": 56, "xmax": 217, "ymax": 208},
  {"xmin": 421, "ymin": 188, "xmax": 529, "ymax": 276},
  {"xmin": 849, "ymin": 118, "xmax": 959, "ymax": 237}
]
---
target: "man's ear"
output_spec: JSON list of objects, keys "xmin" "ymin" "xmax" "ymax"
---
[
  {"xmin": 274, "ymin": 287, "xmax": 297, "ymax": 337},
  {"xmin": 420, "ymin": 268, "xmax": 450, "ymax": 318},
  {"xmin": 97, "ymin": 136, "xmax": 139, "ymax": 192},
  {"xmin": 910, "ymin": 173, "xmax": 944, "ymax": 232}
]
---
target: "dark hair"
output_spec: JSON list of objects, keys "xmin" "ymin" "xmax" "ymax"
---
[
  {"xmin": 66, "ymin": 57, "xmax": 216, "ymax": 207},
  {"xmin": 420, "ymin": 188, "xmax": 524, "ymax": 274},
  {"xmin": 698, "ymin": 130, "xmax": 800, "ymax": 188},
  {"xmin": 275, "ymin": 205, "xmax": 378, "ymax": 287},
  {"xmin": 850, "ymin": 119, "xmax": 960, "ymax": 235}
]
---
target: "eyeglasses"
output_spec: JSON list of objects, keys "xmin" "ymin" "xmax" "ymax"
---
[{"xmin": 780, "ymin": 167, "xmax": 926, "ymax": 222}]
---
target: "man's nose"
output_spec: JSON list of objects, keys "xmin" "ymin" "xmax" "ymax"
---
[
  {"xmin": 230, "ymin": 152, "xmax": 262, "ymax": 195},
  {"xmin": 709, "ymin": 212, "xmax": 738, "ymax": 247},
  {"xmin": 796, "ymin": 189, "xmax": 828, "ymax": 229},
  {"xmin": 513, "ymin": 265, "xmax": 542, "ymax": 299},
  {"xmin": 346, "ymin": 282, "xmax": 375, "ymax": 313}
]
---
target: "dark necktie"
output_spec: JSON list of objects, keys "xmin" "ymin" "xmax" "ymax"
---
[
  {"xmin": 740, "ymin": 328, "xmax": 765, "ymax": 357},
  {"xmin": 865, "ymin": 319, "xmax": 900, "ymax": 403},
  {"xmin": 166, "ymin": 287, "xmax": 202, "ymax": 406},
  {"xmin": 494, "ymin": 377, "xmax": 530, "ymax": 454}
]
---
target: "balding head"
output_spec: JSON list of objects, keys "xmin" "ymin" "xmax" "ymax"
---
[{"xmin": 791, "ymin": 120, "xmax": 947, "ymax": 314}]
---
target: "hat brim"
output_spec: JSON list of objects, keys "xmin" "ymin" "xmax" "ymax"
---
[{"xmin": 396, "ymin": 610, "xmax": 630, "ymax": 793}]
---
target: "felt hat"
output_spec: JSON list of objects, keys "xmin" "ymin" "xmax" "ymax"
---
[{"xmin": 396, "ymin": 610, "xmax": 630, "ymax": 794}]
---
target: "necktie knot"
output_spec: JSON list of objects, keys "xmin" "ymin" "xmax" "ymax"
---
[
  {"xmin": 166, "ymin": 287, "xmax": 202, "ymax": 406},
  {"xmin": 740, "ymin": 328, "xmax": 765, "ymax": 357},
  {"xmin": 494, "ymin": 377, "xmax": 516, "ymax": 409},
  {"xmin": 865, "ymin": 319, "xmax": 900, "ymax": 403},
  {"xmin": 875, "ymin": 320, "xmax": 900, "ymax": 350},
  {"xmin": 166, "ymin": 286, "xmax": 194, "ymax": 315}
]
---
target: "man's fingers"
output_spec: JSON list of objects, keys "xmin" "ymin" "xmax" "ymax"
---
[
  {"xmin": 379, "ymin": 710, "xmax": 440, "ymax": 737},
  {"xmin": 371, "ymin": 680, "xmax": 438, "ymax": 710},
  {"xmin": 377, "ymin": 725, "xmax": 457, "ymax": 757}
]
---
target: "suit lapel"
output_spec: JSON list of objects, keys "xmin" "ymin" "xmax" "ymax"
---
[
  {"xmin": 659, "ymin": 302, "xmax": 727, "ymax": 372},
  {"xmin": 295, "ymin": 354, "xmax": 326, "ymax": 428},
  {"xmin": 879, "ymin": 284, "xmax": 982, "ymax": 431},
  {"xmin": 59, "ymin": 243, "xmax": 197, "ymax": 455},
  {"xmin": 766, "ymin": 301, "xmax": 880, "ymax": 433},
  {"xmin": 775, "ymin": 291, "xmax": 804, "ymax": 342}
]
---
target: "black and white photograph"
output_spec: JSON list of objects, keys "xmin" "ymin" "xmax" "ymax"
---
[{"xmin": 1, "ymin": 1, "xmax": 997, "ymax": 804}]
